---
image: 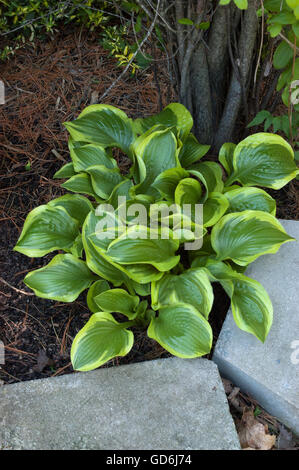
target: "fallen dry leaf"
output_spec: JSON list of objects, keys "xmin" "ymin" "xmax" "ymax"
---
[
  {"xmin": 33, "ymin": 349, "xmax": 53, "ymax": 373},
  {"xmin": 238, "ymin": 408, "xmax": 276, "ymax": 450}
]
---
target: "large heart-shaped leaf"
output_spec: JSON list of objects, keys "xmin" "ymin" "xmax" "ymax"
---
[
  {"xmin": 87, "ymin": 280, "xmax": 110, "ymax": 313},
  {"xmin": 189, "ymin": 161, "xmax": 224, "ymax": 194},
  {"xmin": 94, "ymin": 288, "xmax": 139, "ymax": 319},
  {"xmin": 61, "ymin": 173, "xmax": 99, "ymax": 199},
  {"xmin": 53, "ymin": 162, "xmax": 76, "ymax": 179},
  {"xmin": 107, "ymin": 179, "xmax": 133, "ymax": 209},
  {"xmin": 226, "ymin": 133, "xmax": 299, "ymax": 189},
  {"xmin": 179, "ymin": 133, "xmax": 210, "ymax": 168},
  {"xmin": 48, "ymin": 194, "xmax": 93, "ymax": 226},
  {"xmin": 70, "ymin": 233, "xmax": 84, "ymax": 258},
  {"xmin": 147, "ymin": 303, "xmax": 212, "ymax": 357},
  {"xmin": 86, "ymin": 165, "xmax": 124, "ymax": 199},
  {"xmin": 224, "ymin": 187, "xmax": 276, "ymax": 215},
  {"xmin": 205, "ymin": 260, "xmax": 273, "ymax": 342},
  {"xmin": 64, "ymin": 104, "xmax": 135, "ymax": 155},
  {"xmin": 14, "ymin": 205, "xmax": 80, "ymax": 257},
  {"xmin": 151, "ymin": 268, "xmax": 214, "ymax": 319},
  {"xmin": 82, "ymin": 211, "xmax": 128, "ymax": 284},
  {"xmin": 152, "ymin": 167, "xmax": 189, "ymax": 200},
  {"xmin": 69, "ymin": 140, "xmax": 117, "ymax": 172},
  {"xmin": 84, "ymin": 212, "xmax": 163, "ymax": 284},
  {"xmin": 231, "ymin": 274, "xmax": 273, "ymax": 342},
  {"xmin": 203, "ymin": 192, "xmax": 229, "ymax": 227},
  {"xmin": 211, "ymin": 210, "xmax": 294, "ymax": 266},
  {"xmin": 71, "ymin": 312, "xmax": 134, "ymax": 371},
  {"xmin": 132, "ymin": 128, "xmax": 179, "ymax": 197},
  {"xmin": 134, "ymin": 103, "xmax": 193, "ymax": 141},
  {"xmin": 174, "ymin": 178, "xmax": 202, "ymax": 205},
  {"xmin": 106, "ymin": 226, "xmax": 180, "ymax": 271},
  {"xmin": 24, "ymin": 254, "xmax": 96, "ymax": 302},
  {"xmin": 218, "ymin": 142, "xmax": 236, "ymax": 176}
]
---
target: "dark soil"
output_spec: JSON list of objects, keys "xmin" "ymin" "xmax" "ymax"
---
[{"xmin": 0, "ymin": 28, "xmax": 298, "ymax": 386}]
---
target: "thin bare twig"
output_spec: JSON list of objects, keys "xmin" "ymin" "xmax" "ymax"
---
[
  {"xmin": 279, "ymin": 33, "xmax": 299, "ymax": 54},
  {"xmin": 0, "ymin": 277, "xmax": 34, "ymax": 296},
  {"xmin": 253, "ymin": 0, "xmax": 264, "ymax": 87}
]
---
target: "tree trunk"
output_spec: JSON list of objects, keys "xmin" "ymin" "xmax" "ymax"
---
[{"xmin": 153, "ymin": 0, "xmax": 259, "ymax": 151}]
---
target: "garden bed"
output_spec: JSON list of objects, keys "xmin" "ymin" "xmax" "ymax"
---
[{"xmin": 1, "ymin": 28, "xmax": 299, "ymax": 387}]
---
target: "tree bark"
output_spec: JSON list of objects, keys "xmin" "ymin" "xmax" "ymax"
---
[
  {"xmin": 213, "ymin": 0, "xmax": 258, "ymax": 149},
  {"xmin": 189, "ymin": 43, "xmax": 213, "ymax": 144},
  {"xmin": 138, "ymin": 0, "xmax": 259, "ymax": 150}
]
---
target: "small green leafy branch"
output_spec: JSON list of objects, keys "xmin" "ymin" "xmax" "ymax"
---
[
  {"xmin": 14, "ymin": 103, "xmax": 299, "ymax": 371},
  {"xmin": 249, "ymin": 0, "xmax": 299, "ymax": 155}
]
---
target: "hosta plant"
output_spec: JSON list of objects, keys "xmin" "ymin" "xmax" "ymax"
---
[{"xmin": 14, "ymin": 103, "xmax": 299, "ymax": 371}]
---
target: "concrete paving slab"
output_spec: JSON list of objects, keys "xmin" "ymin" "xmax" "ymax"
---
[
  {"xmin": 213, "ymin": 219, "xmax": 299, "ymax": 435},
  {"xmin": 0, "ymin": 357, "xmax": 240, "ymax": 450}
]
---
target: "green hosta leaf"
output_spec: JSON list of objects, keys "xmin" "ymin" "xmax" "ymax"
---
[
  {"xmin": 118, "ymin": 263, "xmax": 164, "ymax": 284},
  {"xmin": 132, "ymin": 128, "xmax": 179, "ymax": 197},
  {"xmin": 107, "ymin": 179, "xmax": 133, "ymax": 209},
  {"xmin": 86, "ymin": 165, "xmax": 124, "ymax": 199},
  {"xmin": 70, "ymin": 233, "xmax": 83, "ymax": 258},
  {"xmin": 218, "ymin": 142, "xmax": 236, "ymax": 176},
  {"xmin": 273, "ymin": 41, "xmax": 293, "ymax": 69},
  {"xmin": 174, "ymin": 178, "xmax": 202, "ymax": 205},
  {"xmin": 69, "ymin": 140, "xmax": 117, "ymax": 172},
  {"xmin": 206, "ymin": 261, "xmax": 273, "ymax": 342},
  {"xmin": 189, "ymin": 234, "xmax": 216, "ymax": 266},
  {"xmin": 190, "ymin": 161, "xmax": 224, "ymax": 194},
  {"xmin": 151, "ymin": 268, "xmax": 214, "ymax": 319},
  {"xmin": 128, "ymin": 280, "xmax": 151, "ymax": 296},
  {"xmin": 134, "ymin": 103, "xmax": 193, "ymax": 141},
  {"xmin": 85, "ymin": 212, "xmax": 163, "ymax": 284},
  {"xmin": 53, "ymin": 162, "xmax": 76, "ymax": 179},
  {"xmin": 24, "ymin": 254, "xmax": 96, "ymax": 302},
  {"xmin": 224, "ymin": 187, "xmax": 276, "ymax": 215},
  {"xmin": 106, "ymin": 226, "xmax": 180, "ymax": 272},
  {"xmin": 203, "ymin": 192, "xmax": 229, "ymax": 227},
  {"xmin": 64, "ymin": 104, "xmax": 135, "ymax": 156},
  {"xmin": 148, "ymin": 303, "xmax": 212, "ymax": 358},
  {"xmin": 48, "ymin": 194, "xmax": 93, "ymax": 226},
  {"xmin": 211, "ymin": 210, "xmax": 294, "ymax": 266},
  {"xmin": 179, "ymin": 133, "xmax": 210, "ymax": 168},
  {"xmin": 87, "ymin": 280, "xmax": 110, "ymax": 313},
  {"xmin": 95, "ymin": 289, "xmax": 139, "ymax": 319},
  {"xmin": 61, "ymin": 173, "xmax": 99, "ymax": 198},
  {"xmin": 226, "ymin": 133, "xmax": 299, "ymax": 189},
  {"xmin": 71, "ymin": 312, "xmax": 134, "ymax": 371},
  {"xmin": 152, "ymin": 167, "xmax": 189, "ymax": 200},
  {"xmin": 231, "ymin": 274, "xmax": 273, "ymax": 342},
  {"xmin": 82, "ymin": 211, "xmax": 128, "ymax": 285},
  {"xmin": 14, "ymin": 205, "xmax": 80, "ymax": 257}
]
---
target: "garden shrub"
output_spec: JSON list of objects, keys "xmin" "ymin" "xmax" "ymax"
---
[
  {"xmin": 0, "ymin": 0, "xmax": 148, "ymax": 71},
  {"xmin": 14, "ymin": 103, "xmax": 299, "ymax": 371}
]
